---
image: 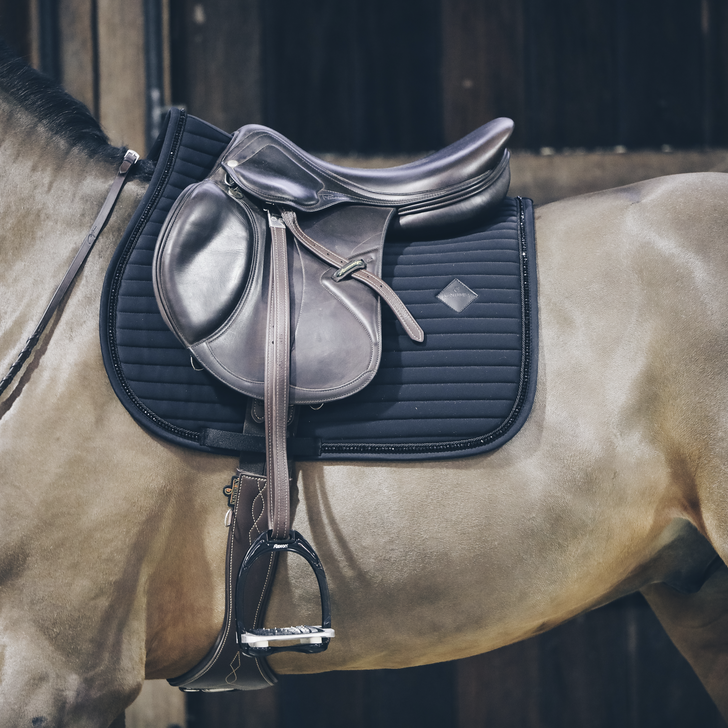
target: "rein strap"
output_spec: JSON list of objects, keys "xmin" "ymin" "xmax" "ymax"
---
[{"xmin": 0, "ymin": 149, "xmax": 139, "ymax": 398}]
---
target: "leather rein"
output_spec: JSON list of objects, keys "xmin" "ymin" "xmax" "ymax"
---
[{"xmin": 0, "ymin": 149, "xmax": 139, "ymax": 398}]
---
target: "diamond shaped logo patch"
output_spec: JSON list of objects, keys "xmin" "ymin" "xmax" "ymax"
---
[{"xmin": 436, "ymin": 278, "xmax": 478, "ymax": 313}]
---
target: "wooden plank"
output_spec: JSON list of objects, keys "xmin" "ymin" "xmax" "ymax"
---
[
  {"xmin": 57, "ymin": 0, "xmax": 96, "ymax": 115},
  {"xmin": 706, "ymin": 0, "xmax": 728, "ymax": 146},
  {"xmin": 161, "ymin": 0, "xmax": 171, "ymax": 109},
  {"xmin": 442, "ymin": 0, "xmax": 526, "ymax": 146},
  {"xmin": 171, "ymin": 0, "xmax": 441, "ymax": 151},
  {"xmin": 96, "ymin": 0, "xmax": 146, "ymax": 152},
  {"xmin": 186, "ymin": 663, "xmax": 456, "ymax": 728},
  {"xmin": 186, "ymin": 682, "xmax": 279, "ymax": 728},
  {"xmin": 169, "ymin": 0, "xmax": 263, "ymax": 133},
  {"xmin": 524, "ymin": 0, "xmax": 620, "ymax": 149},
  {"xmin": 616, "ymin": 0, "xmax": 705, "ymax": 148},
  {"xmin": 279, "ymin": 664, "xmax": 455, "ymax": 728},
  {"xmin": 188, "ymin": 597, "xmax": 728, "ymax": 728},
  {"xmin": 0, "ymin": 0, "xmax": 32, "ymax": 60},
  {"xmin": 457, "ymin": 639, "xmax": 542, "ymax": 728},
  {"xmin": 29, "ymin": 0, "xmax": 61, "ymax": 79},
  {"xmin": 126, "ymin": 680, "xmax": 186, "ymax": 728},
  {"xmin": 455, "ymin": 596, "xmax": 727, "ymax": 728},
  {"xmin": 261, "ymin": 0, "xmax": 442, "ymax": 153}
]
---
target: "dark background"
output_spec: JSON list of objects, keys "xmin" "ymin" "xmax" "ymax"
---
[{"xmin": 3, "ymin": 0, "xmax": 728, "ymax": 153}]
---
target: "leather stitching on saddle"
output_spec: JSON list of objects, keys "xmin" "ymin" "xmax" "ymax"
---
[
  {"xmin": 249, "ymin": 476, "xmax": 267, "ymax": 546},
  {"xmin": 192, "ymin": 476, "xmax": 243, "ymax": 682}
]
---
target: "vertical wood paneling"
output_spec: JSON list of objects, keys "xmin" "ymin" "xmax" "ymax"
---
[
  {"xmin": 261, "ymin": 0, "xmax": 442, "ymax": 153},
  {"xmin": 126, "ymin": 680, "xmax": 186, "ymax": 728},
  {"xmin": 186, "ymin": 662, "xmax": 456, "ymax": 728},
  {"xmin": 189, "ymin": 597, "xmax": 728, "ymax": 727},
  {"xmin": 442, "ymin": 0, "xmax": 526, "ymax": 145},
  {"xmin": 617, "ymin": 0, "xmax": 705, "ymax": 148},
  {"xmin": 58, "ymin": 0, "xmax": 96, "ymax": 115},
  {"xmin": 30, "ymin": 0, "xmax": 61, "ymax": 78},
  {"xmin": 170, "ymin": 0, "xmax": 263, "ymax": 134},
  {"xmin": 0, "ymin": 0, "xmax": 31, "ymax": 59},
  {"xmin": 454, "ymin": 596, "xmax": 726, "ymax": 728},
  {"xmin": 165, "ymin": 0, "xmax": 728, "ymax": 152},
  {"xmin": 456, "ymin": 637, "xmax": 542, "ymax": 728},
  {"xmin": 96, "ymin": 0, "xmax": 146, "ymax": 151},
  {"xmin": 703, "ymin": 0, "xmax": 728, "ymax": 146},
  {"xmin": 523, "ymin": 0, "xmax": 619, "ymax": 148},
  {"xmin": 186, "ymin": 681, "xmax": 279, "ymax": 728}
]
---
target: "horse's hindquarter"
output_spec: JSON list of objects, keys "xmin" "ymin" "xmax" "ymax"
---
[{"xmin": 266, "ymin": 172, "xmax": 728, "ymax": 674}]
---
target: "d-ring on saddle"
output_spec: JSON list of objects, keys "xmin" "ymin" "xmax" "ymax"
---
[{"xmin": 153, "ymin": 116, "xmax": 513, "ymax": 680}]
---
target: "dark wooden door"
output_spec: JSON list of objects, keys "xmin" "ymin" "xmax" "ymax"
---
[{"xmin": 170, "ymin": 0, "xmax": 728, "ymax": 152}]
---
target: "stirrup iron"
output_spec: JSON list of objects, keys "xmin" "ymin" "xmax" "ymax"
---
[{"xmin": 236, "ymin": 530, "xmax": 335, "ymax": 657}]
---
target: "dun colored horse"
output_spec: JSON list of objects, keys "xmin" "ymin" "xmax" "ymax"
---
[{"xmin": 3, "ymin": 45, "xmax": 728, "ymax": 727}]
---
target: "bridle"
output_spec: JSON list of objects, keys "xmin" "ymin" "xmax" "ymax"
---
[{"xmin": 0, "ymin": 149, "xmax": 139, "ymax": 398}]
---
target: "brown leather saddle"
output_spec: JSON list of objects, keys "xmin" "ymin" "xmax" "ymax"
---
[
  {"xmin": 153, "ymin": 117, "xmax": 512, "ymax": 403},
  {"xmin": 152, "ymin": 116, "xmax": 513, "ymax": 688}
]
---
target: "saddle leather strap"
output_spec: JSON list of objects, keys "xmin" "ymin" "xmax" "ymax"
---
[
  {"xmin": 266, "ymin": 212, "xmax": 293, "ymax": 541},
  {"xmin": 0, "ymin": 149, "xmax": 140, "ymax": 398},
  {"xmin": 281, "ymin": 209, "xmax": 425, "ymax": 343}
]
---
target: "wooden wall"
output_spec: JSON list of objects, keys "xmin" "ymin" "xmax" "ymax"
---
[
  {"xmin": 3, "ymin": 0, "xmax": 727, "ymax": 152},
  {"xmin": 443, "ymin": 0, "xmax": 728, "ymax": 149},
  {"xmin": 168, "ymin": 0, "xmax": 728, "ymax": 152},
  {"xmin": 2, "ymin": 3, "xmax": 728, "ymax": 726},
  {"xmin": 0, "ymin": 0, "xmax": 167, "ymax": 154}
]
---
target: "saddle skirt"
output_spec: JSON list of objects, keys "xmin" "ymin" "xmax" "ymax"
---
[{"xmin": 154, "ymin": 183, "xmax": 393, "ymax": 403}]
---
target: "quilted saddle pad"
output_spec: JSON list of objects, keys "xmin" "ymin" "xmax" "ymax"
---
[{"xmin": 100, "ymin": 109, "xmax": 538, "ymax": 461}]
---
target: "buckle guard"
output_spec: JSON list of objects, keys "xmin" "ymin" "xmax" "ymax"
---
[{"xmin": 235, "ymin": 530, "xmax": 334, "ymax": 657}]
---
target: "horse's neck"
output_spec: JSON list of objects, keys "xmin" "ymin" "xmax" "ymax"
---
[{"xmin": 0, "ymin": 108, "xmax": 146, "ymax": 376}]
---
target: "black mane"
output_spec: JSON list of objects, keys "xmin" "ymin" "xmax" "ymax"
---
[{"xmin": 0, "ymin": 39, "xmax": 153, "ymax": 178}]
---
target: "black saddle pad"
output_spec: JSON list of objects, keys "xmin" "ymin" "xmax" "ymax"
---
[{"xmin": 100, "ymin": 110, "xmax": 538, "ymax": 462}]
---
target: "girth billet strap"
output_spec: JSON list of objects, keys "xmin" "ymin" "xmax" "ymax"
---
[{"xmin": 0, "ymin": 149, "xmax": 139, "ymax": 398}]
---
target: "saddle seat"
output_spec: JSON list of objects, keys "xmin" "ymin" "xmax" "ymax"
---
[{"xmin": 223, "ymin": 116, "xmax": 513, "ymax": 236}]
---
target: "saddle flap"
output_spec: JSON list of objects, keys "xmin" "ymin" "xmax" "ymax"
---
[{"xmin": 153, "ymin": 178, "xmax": 393, "ymax": 404}]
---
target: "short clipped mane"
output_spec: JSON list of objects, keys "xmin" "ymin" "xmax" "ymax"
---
[{"xmin": 0, "ymin": 39, "xmax": 153, "ymax": 177}]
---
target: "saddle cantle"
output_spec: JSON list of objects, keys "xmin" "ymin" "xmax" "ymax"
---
[{"xmin": 152, "ymin": 117, "xmax": 513, "ymax": 404}]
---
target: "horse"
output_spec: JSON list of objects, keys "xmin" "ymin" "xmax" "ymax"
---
[{"xmin": 3, "ymin": 45, "xmax": 728, "ymax": 728}]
